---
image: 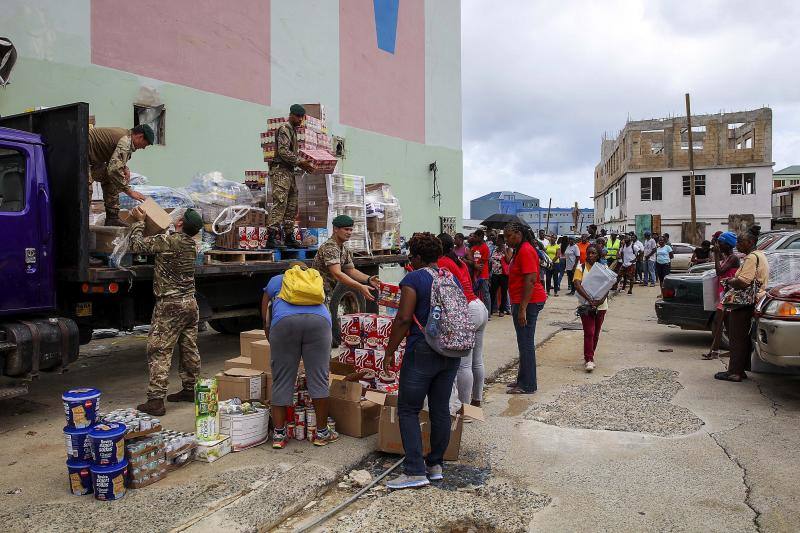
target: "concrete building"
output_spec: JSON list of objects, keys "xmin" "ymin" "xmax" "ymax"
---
[
  {"xmin": 470, "ymin": 191, "xmax": 539, "ymax": 220},
  {"xmin": 518, "ymin": 207, "xmax": 594, "ymax": 235},
  {"xmin": 773, "ymin": 165, "xmax": 800, "ymax": 188},
  {"xmin": 0, "ymin": 0, "xmax": 462, "ymax": 234},
  {"xmin": 594, "ymin": 108, "xmax": 773, "ymax": 241}
]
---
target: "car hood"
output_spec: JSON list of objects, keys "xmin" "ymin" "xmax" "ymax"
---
[{"xmin": 768, "ymin": 283, "xmax": 800, "ymax": 301}]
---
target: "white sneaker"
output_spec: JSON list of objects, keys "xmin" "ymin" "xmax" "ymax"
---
[
  {"xmin": 585, "ymin": 361, "xmax": 596, "ymax": 372},
  {"xmin": 387, "ymin": 474, "xmax": 430, "ymax": 490},
  {"xmin": 426, "ymin": 464, "xmax": 444, "ymax": 481}
]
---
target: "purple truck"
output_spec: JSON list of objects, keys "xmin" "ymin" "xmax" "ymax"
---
[{"xmin": 0, "ymin": 103, "xmax": 399, "ymax": 398}]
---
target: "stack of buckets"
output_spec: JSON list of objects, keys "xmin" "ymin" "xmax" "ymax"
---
[{"xmin": 63, "ymin": 387, "xmax": 128, "ymax": 500}]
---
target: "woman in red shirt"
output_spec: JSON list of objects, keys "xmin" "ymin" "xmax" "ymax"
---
[
  {"xmin": 437, "ymin": 233, "xmax": 489, "ymax": 407},
  {"xmin": 504, "ymin": 222, "xmax": 547, "ymax": 394}
]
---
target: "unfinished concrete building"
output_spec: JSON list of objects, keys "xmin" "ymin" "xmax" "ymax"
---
[{"xmin": 594, "ymin": 108, "xmax": 773, "ymax": 241}]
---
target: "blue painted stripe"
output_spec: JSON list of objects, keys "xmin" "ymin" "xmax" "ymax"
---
[{"xmin": 374, "ymin": 0, "xmax": 400, "ymax": 54}]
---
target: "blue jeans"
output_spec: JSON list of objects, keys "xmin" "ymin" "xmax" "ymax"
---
[
  {"xmin": 645, "ymin": 260, "xmax": 656, "ymax": 284},
  {"xmin": 475, "ymin": 278, "xmax": 491, "ymax": 313},
  {"xmin": 512, "ymin": 302, "xmax": 544, "ymax": 392},
  {"xmin": 397, "ymin": 340, "xmax": 460, "ymax": 475}
]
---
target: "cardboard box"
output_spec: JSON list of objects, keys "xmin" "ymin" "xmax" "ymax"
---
[
  {"xmin": 220, "ymin": 409, "xmax": 270, "ymax": 451},
  {"xmin": 300, "ymin": 148, "xmax": 338, "ymax": 175},
  {"xmin": 194, "ymin": 436, "xmax": 232, "ymax": 463},
  {"xmin": 224, "ymin": 356, "xmax": 252, "ymax": 371},
  {"xmin": 250, "ymin": 339, "xmax": 271, "ymax": 372},
  {"xmin": 139, "ymin": 197, "xmax": 172, "ymax": 236},
  {"xmin": 89, "ymin": 226, "xmax": 126, "ymax": 254},
  {"xmin": 327, "ymin": 361, "xmax": 382, "ymax": 437},
  {"xmin": 217, "ymin": 368, "xmax": 269, "ymax": 401},
  {"xmin": 240, "ymin": 330, "xmax": 266, "ymax": 358},
  {"xmin": 367, "ymin": 391, "xmax": 484, "ymax": 461}
]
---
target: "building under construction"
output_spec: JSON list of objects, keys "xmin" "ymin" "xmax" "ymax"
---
[{"xmin": 593, "ymin": 108, "xmax": 773, "ymax": 240}]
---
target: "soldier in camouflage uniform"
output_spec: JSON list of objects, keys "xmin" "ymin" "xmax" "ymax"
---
[
  {"xmin": 128, "ymin": 207, "xmax": 204, "ymax": 416},
  {"xmin": 88, "ymin": 124, "xmax": 154, "ymax": 226},
  {"xmin": 267, "ymin": 104, "xmax": 314, "ymax": 249}
]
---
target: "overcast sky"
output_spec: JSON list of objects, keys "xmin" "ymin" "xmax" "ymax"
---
[{"xmin": 461, "ymin": 0, "xmax": 800, "ymax": 218}]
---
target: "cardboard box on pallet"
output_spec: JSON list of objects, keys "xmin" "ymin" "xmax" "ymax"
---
[
  {"xmin": 240, "ymin": 330, "xmax": 266, "ymax": 358},
  {"xmin": 327, "ymin": 360, "xmax": 383, "ymax": 438},
  {"xmin": 215, "ymin": 210, "xmax": 266, "ymax": 250},
  {"xmin": 366, "ymin": 391, "xmax": 484, "ymax": 461}
]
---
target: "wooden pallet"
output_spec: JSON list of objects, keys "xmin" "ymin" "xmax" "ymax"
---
[{"xmin": 204, "ymin": 250, "xmax": 275, "ymax": 265}]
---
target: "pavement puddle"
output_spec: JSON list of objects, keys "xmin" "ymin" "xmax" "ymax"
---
[{"xmin": 499, "ymin": 395, "xmax": 532, "ymax": 417}]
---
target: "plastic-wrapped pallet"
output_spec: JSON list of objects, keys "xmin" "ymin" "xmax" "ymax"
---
[
  {"xmin": 186, "ymin": 171, "xmax": 255, "ymax": 223},
  {"xmin": 366, "ymin": 183, "xmax": 402, "ymax": 251},
  {"xmin": 330, "ymin": 173, "xmax": 369, "ymax": 254},
  {"xmin": 119, "ymin": 186, "xmax": 195, "ymax": 211}
]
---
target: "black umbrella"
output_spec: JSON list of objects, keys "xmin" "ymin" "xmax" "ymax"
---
[{"xmin": 479, "ymin": 213, "xmax": 529, "ymax": 230}]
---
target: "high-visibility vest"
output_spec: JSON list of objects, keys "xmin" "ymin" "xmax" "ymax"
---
[{"xmin": 607, "ymin": 238, "xmax": 621, "ymax": 260}]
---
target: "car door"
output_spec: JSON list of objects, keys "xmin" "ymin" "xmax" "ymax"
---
[{"xmin": 0, "ymin": 142, "xmax": 54, "ymax": 314}]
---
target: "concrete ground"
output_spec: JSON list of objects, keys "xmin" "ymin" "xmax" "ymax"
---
[{"xmin": 2, "ymin": 285, "xmax": 799, "ymax": 532}]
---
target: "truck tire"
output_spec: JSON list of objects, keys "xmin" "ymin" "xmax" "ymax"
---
[
  {"xmin": 329, "ymin": 282, "xmax": 367, "ymax": 347},
  {"xmin": 208, "ymin": 316, "xmax": 262, "ymax": 335}
]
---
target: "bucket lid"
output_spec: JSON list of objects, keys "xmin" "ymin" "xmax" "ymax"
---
[
  {"xmin": 64, "ymin": 424, "xmax": 93, "ymax": 436},
  {"xmin": 88, "ymin": 422, "xmax": 127, "ymax": 440},
  {"xmin": 62, "ymin": 388, "xmax": 101, "ymax": 402},
  {"xmin": 90, "ymin": 458, "xmax": 128, "ymax": 474},
  {"xmin": 66, "ymin": 458, "xmax": 92, "ymax": 469}
]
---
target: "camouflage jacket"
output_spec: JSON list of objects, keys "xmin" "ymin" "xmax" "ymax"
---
[
  {"xmin": 129, "ymin": 222, "xmax": 197, "ymax": 299},
  {"xmin": 273, "ymin": 122, "xmax": 299, "ymax": 169},
  {"xmin": 312, "ymin": 237, "xmax": 355, "ymax": 294},
  {"xmin": 88, "ymin": 127, "xmax": 135, "ymax": 190}
]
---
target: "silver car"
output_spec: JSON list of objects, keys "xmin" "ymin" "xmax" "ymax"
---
[{"xmin": 754, "ymin": 283, "xmax": 800, "ymax": 367}]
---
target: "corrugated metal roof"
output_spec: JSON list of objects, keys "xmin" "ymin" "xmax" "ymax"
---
[{"xmin": 774, "ymin": 165, "xmax": 800, "ymax": 175}]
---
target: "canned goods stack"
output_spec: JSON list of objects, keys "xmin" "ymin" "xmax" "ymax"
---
[
  {"xmin": 162, "ymin": 430, "xmax": 198, "ymax": 470},
  {"xmin": 99, "ymin": 408, "xmax": 162, "ymax": 436},
  {"xmin": 126, "ymin": 433, "xmax": 167, "ymax": 489},
  {"xmin": 284, "ymin": 372, "xmax": 334, "ymax": 443}
]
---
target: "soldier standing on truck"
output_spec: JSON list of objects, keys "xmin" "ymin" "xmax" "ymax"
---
[
  {"xmin": 127, "ymin": 206, "xmax": 204, "ymax": 416},
  {"xmin": 88, "ymin": 124, "xmax": 154, "ymax": 226},
  {"xmin": 312, "ymin": 215, "xmax": 381, "ymax": 304},
  {"xmin": 267, "ymin": 104, "xmax": 315, "ymax": 249}
]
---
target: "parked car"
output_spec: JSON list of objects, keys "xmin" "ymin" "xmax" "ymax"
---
[
  {"xmin": 668, "ymin": 242, "xmax": 696, "ymax": 272},
  {"xmin": 655, "ymin": 250, "xmax": 800, "ymax": 347},
  {"xmin": 684, "ymin": 230, "xmax": 800, "ymax": 275},
  {"xmin": 754, "ymin": 283, "xmax": 800, "ymax": 367}
]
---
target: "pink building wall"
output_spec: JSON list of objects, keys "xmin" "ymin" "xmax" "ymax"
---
[
  {"xmin": 91, "ymin": 0, "xmax": 271, "ymax": 105},
  {"xmin": 339, "ymin": 0, "xmax": 426, "ymax": 143}
]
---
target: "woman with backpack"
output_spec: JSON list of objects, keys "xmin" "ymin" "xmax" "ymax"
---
[
  {"xmin": 438, "ymin": 233, "xmax": 489, "ymax": 408},
  {"xmin": 504, "ymin": 222, "xmax": 548, "ymax": 394},
  {"xmin": 383, "ymin": 233, "xmax": 472, "ymax": 490},
  {"xmin": 261, "ymin": 263, "xmax": 338, "ymax": 449}
]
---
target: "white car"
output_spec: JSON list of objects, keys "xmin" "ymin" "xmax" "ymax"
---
[{"xmin": 668, "ymin": 242, "xmax": 695, "ymax": 272}]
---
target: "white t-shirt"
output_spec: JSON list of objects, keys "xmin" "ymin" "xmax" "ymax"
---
[
  {"xmin": 643, "ymin": 238, "xmax": 657, "ymax": 262},
  {"xmin": 621, "ymin": 244, "xmax": 637, "ymax": 266},
  {"xmin": 633, "ymin": 241, "xmax": 644, "ymax": 255}
]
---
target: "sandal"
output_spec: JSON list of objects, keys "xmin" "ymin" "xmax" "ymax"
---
[
  {"xmin": 702, "ymin": 350, "xmax": 720, "ymax": 360},
  {"xmin": 714, "ymin": 371, "xmax": 743, "ymax": 382},
  {"xmin": 506, "ymin": 387, "xmax": 536, "ymax": 395}
]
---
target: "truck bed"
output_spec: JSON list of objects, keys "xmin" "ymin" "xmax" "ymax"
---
[{"xmin": 77, "ymin": 253, "xmax": 407, "ymax": 282}]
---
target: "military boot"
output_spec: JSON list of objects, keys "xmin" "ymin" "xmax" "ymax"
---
[
  {"xmin": 136, "ymin": 398, "xmax": 166, "ymax": 416},
  {"xmin": 283, "ymin": 227, "xmax": 306, "ymax": 249},
  {"xmin": 265, "ymin": 226, "xmax": 286, "ymax": 250},
  {"xmin": 166, "ymin": 389, "xmax": 194, "ymax": 403},
  {"xmin": 104, "ymin": 211, "xmax": 128, "ymax": 227}
]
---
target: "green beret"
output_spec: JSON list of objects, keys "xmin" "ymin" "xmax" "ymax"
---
[
  {"xmin": 290, "ymin": 104, "xmax": 306, "ymax": 117},
  {"xmin": 332, "ymin": 214, "xmax": 354, "ymax": 228},
  {"xmin": 182, "ymin": 208, "xmax": 203, "ymax": 236},
  {"xmin": 139, "ymin": 124, "xmax": 155, "ymax": 145}
]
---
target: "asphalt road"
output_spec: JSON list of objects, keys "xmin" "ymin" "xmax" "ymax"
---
[{"xmin": 2, "ymin": 286, "xmax": 799, "ymax": 532}]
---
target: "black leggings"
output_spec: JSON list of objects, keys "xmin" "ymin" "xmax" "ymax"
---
[
  {"xmin": 490, "ymin": 274, "xmax": 509, "ymax": 312},
  {"xmin": 655, "ymin": 262, "xmax": 671, "ymax": 282}
]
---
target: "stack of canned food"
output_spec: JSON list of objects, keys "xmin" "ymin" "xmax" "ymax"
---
[
  {"xmin": 286, "ymin": 373, "xmax": 336, "ymax": 442},
  {"xmin": 100, "ymin": 408, "xmax": 161, "ymax": 434}
]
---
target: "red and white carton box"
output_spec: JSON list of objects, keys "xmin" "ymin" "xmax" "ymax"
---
[
  {"xmin": 377, "ymin": 283, "xmax": 401, "ymax": 309},
  {"xmin": 238, "ymin": 227, "xmax": 248, "ymax": 250},
  {"xmin": 373, "ymin": 349, "xmax": 385, "ymax": 371},
  {"xmin": 258, "ymin": 227, "xmax": 267, "ymax": 248},
  {"xmin": 355, "ymin": 349, "xmax": 376, "ymax": 371},
  {"xmin": 361, "ymin": 314, "xmax": 380, "ymax": 349},
  {"xmin": 338, "ymin": 346, "xmax": 356, "ymax": 365},
  {"xmin": 376, "ymin": 315, "xmax": 393, "ymax": 348},
  {"xmin": 245, "ymin": 227, "xmax": 258, "ymax": 249},
  {"xmin": 339, "ymin": 315, "xmax": 362, "ymax": 348}
]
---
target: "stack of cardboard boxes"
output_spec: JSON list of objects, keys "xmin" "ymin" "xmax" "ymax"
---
[
  {"xmin": 330, "ymin": 173, "xmax": 369, "ymax": 253},
  {"xmin": 365, "ymin": 183, "xmax": 402, "ymax": 252},
  {"xmin": 217, "ymin": 330, "xmax": 273, "ymax": 403}
]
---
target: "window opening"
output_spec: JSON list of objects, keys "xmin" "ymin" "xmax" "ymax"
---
[
  {"xmin": 134, "ymin": 104, "xmax": 166, "ymax": 145},
  {"xmin": 731, "ymin": 172, "xmax": 756, "ymax": 195},
  {"xmin": 682, "ymin": 175, "xmax": 706, "ymax": 196}
]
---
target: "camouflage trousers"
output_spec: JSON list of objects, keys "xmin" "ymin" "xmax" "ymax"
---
[
  {"xmin": 146, "ymin": 296, "xmax": 200, "ymax": 400},
  {"xmin": 266, "ymin": 168, "xmax": 298, "ymax": 232},
  {"xmin": 89, "ymin": 165, "xmax": 124, "ymax": 219}
]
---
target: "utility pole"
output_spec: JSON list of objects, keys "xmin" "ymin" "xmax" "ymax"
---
[
  {"xmin": 685, "ymin": 93, "xmax": 698, "ymax": 245},
  {"xmin": 545, "ymin": 198, "xmax": 552, "ymax": 234}
]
